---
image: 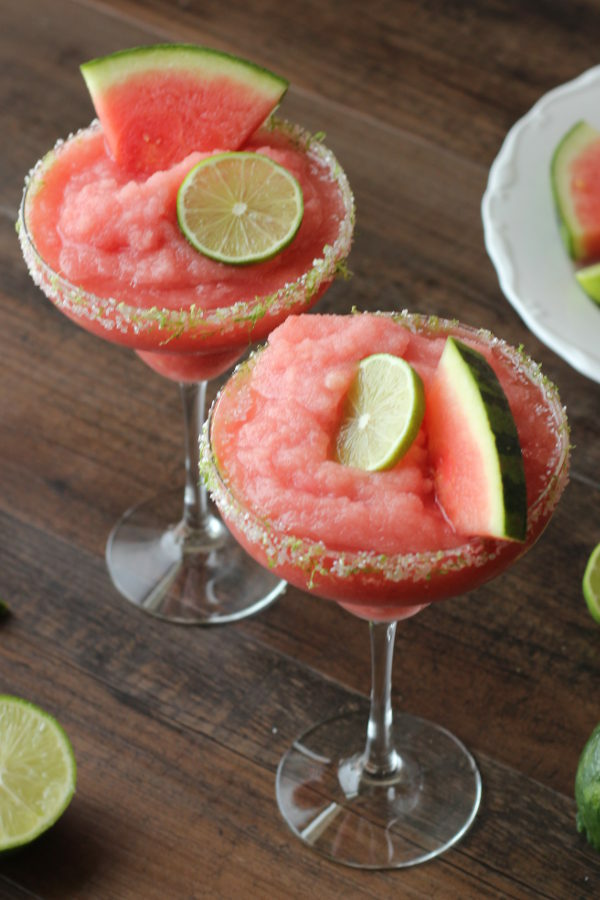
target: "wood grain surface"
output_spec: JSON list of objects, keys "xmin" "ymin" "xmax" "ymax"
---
[{"xmin": 2, "ymin": 0, "xmax": 600, "ymax": 896}]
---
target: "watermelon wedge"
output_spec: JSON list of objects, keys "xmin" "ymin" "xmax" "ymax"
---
[
  {"xmin": 80, "ymin": 44, "xmax": 288, "ymax": 175},
  {"xmin": 426, "ymin": 337, "xmax": 527, "ymax": 542},
  {"xmin": 551, "ymin": 120, "xmax": 600, "ymax": 261}
]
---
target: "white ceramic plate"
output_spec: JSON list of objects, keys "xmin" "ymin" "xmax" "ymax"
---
[{"xmin": 482, "ymin": 66, "xmax": 600, "ymax": 383}]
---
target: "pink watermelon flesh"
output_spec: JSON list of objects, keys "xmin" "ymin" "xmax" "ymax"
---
[
  {"xmin": 552, "ymin": 121, "xmax": 600, "ymax": 260},
  {"xmin": 425, "ymin": 337, "xmax": 526, "ymax": 542},
  {"xmin": 427, "ymin": 371, "xmax": 484, "ymax": 534},
  {"xmin": 82, "ymin": 47, "xmax": 288, "ymax": 175},
  {"xmin": 569, "ymin": 140, "xmax": 600, "ymax": 259}
]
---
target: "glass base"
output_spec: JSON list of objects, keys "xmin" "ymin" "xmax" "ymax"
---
[
  {"xmin": 105, "ymin": 488, "xmax": 286, "ymax": 624},
  {"xmin": 276, "ymin": 709, "xmax": 481, "ymax": 868}
]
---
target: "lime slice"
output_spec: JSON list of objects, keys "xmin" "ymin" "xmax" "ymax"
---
[
  {"xmin": 177, "ymin": 151, "xmax": 303, "ymax": 265},
  {"xmin": 336, "ymin": 353, "xmax": 425, "ymax": 471},
  {"xmin": 576, "ymin": 263, "xmax": 600, "ymax": 305},
  {"xmin": 0, "ymin": 696, "xmax": 76, "ymax": 851},
  {"xmin": 583, "ymin": 543, "xmax": 600, "ymax": 623}
]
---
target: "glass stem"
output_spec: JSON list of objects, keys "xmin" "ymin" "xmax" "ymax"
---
[
  {"xmin": 180, "ymin": 380, "xmax": 208, "ymax": 531},
  {"xmin": 364, "ymin": 620, "xmax": 400, "ymax": 777}
]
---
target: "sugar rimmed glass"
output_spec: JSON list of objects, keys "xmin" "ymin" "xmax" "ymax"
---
[
  {"xmin": 201, "ymin": 311, "xmax": 570, "ymax": 866},
  {"xmin": 18, "ymin": 118, "xmax": 354, "ymax": 624}
]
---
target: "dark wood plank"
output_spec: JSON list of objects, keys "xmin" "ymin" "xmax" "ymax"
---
[{"xmin": 2, "ymin": 562, "xmax": 600, "ymax": 898}]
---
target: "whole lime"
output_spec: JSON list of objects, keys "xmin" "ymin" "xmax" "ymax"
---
[{"xmin": 575, "ymin": 722, "xmax": 600, "ymax": 850}]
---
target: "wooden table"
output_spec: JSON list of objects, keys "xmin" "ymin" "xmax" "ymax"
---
[{"xmin": 2, "ymin": 0, "xmax": 600, "ymax": 896}]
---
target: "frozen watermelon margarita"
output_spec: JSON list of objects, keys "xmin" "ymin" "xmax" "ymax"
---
[
  {"xmin": 17, "ymin": 44, "xmax": 354, "ymax": 624},
  {"xmin": 19, "ymin": 110, "xmax": 353, "ymax": 383},
  {"xmin": 203, "ymin": 311, "xmax": 569, "ymax": 618},
  {"xmin": 201, "ymin": 311, "xmax": 570, "ymax": 868}
]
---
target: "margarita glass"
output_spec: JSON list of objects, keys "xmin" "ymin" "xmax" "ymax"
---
[
  {"xmin": 18, "ymin": 118, "xmax": 354, "ymax": 624},
  {"xmin": 201, "ymin": 311, "xmax": 570, "ymax": 867}
]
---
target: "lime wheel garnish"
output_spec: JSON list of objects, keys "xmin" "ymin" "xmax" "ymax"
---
[{"xmin": 177, "ymin": 151, "xmax": 303, "ymax": 265}]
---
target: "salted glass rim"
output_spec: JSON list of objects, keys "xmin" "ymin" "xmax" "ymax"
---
[
  {"xmin": 17, "ymin": 117, "xmax": 355, "ymax": 339},
  {"xmin": 200, "ymin": 311, "xmax": 571, "ymax": 588}
]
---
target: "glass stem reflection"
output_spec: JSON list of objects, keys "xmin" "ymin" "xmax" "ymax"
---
[
  {"xmin": 180, "ymin": 380, "xmax": 208, "ymax": 531},
  {"xmin": 364, "ymin": 620, "xmax": 401, "ymax": 777}
]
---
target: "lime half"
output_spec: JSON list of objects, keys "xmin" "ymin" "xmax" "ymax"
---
[
  {"xmin": 0, "ymin": 696, "xmax": 76, "ymax": 851},
  {"xmin": 336, "ymin": 353, "xmax": 425, "ymax": 471},
  {"xmin": 584, "ymin": 543, "xmax": 600, "ymax": 623},
  {"xmin": 177, "ymin": 151, "xmax": 303, "ymax": 265}
]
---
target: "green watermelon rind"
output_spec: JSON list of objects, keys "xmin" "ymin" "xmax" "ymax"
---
[
  {"xmin": 437, "ymin": 337, "xmax": 527, "ymax": 542},
  {"xmin": 80, "ymin": 43, "xmax": 288, "ymax": 99},
  {"xmin": 550, "ymin": 120, "xmax": 600, "ymax": 260}
]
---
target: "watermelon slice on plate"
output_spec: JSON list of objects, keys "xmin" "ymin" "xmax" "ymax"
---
[
  {"xmin": 426, "ymin": 336, "xmax": 527, "ymax": 542},
  {"xmin": 551, "ymin": 119, "xmax": 600, "ymax": 262},
  {"xmin": 81, "ymin": 44, "xmax": 288, "ymax": 175}
]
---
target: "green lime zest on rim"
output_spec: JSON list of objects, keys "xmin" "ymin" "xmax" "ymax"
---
[
  {"xmin": 336, "ymin": 353, "xmax": 426, "ymax": 471},
  {"xmin": 583, "ymin": 543, "xmax": 600, "ymax": 623},
  {"xmin": 177, "ymin": 151, "xmax": 303, "ymax": 265},
  {"xmin": 0, "ymin": 695, "xmax": 76, "ymax": 852}
]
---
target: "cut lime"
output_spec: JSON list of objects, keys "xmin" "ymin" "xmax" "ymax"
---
[
  {"xmin": 583, "ymin": 543, "xmax": 600, "ymax": 623},
  {"xmin": 576, "ymin": 721, "xmax": 600, "ymax": 850},
  {"xmin": 177, "ymin": 151, "xmax": 303, "ymax": 265},
  {"xmin": 576, "ymin": 263, "xmax": 600, "ymax": 305},
  {"xmin": 0, "ymin": 696, "xmax": 76, "ymax": 851},
  {"xmin": 336, "ymin": 353, "xmax": 425, "ymax": 471}
]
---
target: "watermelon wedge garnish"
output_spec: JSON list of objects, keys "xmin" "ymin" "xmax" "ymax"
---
[
  {"xmin": 80, "ymin": 44, "xmax": 288, "ymax": 175},
  {"xmin": 551, "ymin": 120, "xmax": 600, "ymax": 262},
  {"xmin": 426, "ymin": 337, "xmax": 527, "ymax": 542}
]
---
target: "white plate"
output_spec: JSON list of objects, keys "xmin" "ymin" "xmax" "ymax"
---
[{"xmin": 482, "ymin": 66, "xmax": 600, "ymax": 383}]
